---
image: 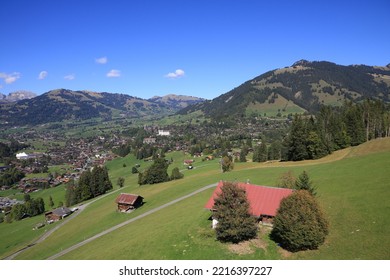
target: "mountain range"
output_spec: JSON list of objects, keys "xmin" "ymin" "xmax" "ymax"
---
[
  {"xmin": 1, "ymin": 60, "xmax": 389, "ymax": 126},
  {"xmin": 180, "ymin": 60, "xmax": 390, "ymax": 119},
  {"xmin": 0, "ymin": 89, "xmax": 205, "ymax": 126}
]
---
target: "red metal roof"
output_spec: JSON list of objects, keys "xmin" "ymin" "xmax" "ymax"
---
[
  {"xmin": 115, "ymin": 193, "xmax": 142, "ymax": 205},
  {"xmin": 204, "ymin": 181, "xmax": 294, "ymax": 217}
]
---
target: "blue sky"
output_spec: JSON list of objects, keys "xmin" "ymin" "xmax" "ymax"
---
[{"xmin": 1, "ymin": 0, "xmax": 389, "ymax": 99}]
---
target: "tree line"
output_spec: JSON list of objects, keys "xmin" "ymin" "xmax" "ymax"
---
[
  {"xmin": 9, "ymin": 194, "xmax": 45, "ymax": 222},
  {"xmin": 65, "ymin": 166, "xmax": 113, "ymax": 206},
  {"xmin": 282, "ymin": 100, "xmax": 390, "ymax": 161}
]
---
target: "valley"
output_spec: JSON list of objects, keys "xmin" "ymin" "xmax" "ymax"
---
[{"xmin": 1, "ymin": 59, "xmax": 390, "ymax": 260}]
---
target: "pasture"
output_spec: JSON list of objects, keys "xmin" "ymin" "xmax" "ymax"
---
[{"xmin": 1, "ymin": 138, "xmax": 389, "ymax": 260}]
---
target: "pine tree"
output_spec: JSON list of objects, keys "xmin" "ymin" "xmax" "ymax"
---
[
  {"xmin": 295, "ymin": 171, "xmax": 316, "ymax": 196},
  {"xmin": 213, "ymin": 181, "xmax": 258, "ymax": 243}
]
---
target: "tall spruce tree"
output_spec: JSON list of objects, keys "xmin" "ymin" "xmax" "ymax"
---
[
  {"xmin": 213, "ymin": 181, "xmax": 258, "ymax": 243},
  {"xmin": 295, "ymin": 171, "xmax": 316, "ymax": 196}
]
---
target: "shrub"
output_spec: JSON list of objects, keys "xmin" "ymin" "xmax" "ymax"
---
[{"xmin": 271, "ymin": 190, "xmax": 329, "ymax": 252}]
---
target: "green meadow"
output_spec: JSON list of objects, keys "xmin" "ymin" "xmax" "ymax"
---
[{"xmin": 1, "ymin": 138, "xmax": 389, "ymax": 260}]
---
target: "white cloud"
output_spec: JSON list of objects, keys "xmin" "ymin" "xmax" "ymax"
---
[
  {"xmin": 165, "ymin": 69, "xmax": 185, "ymax": 79},
  {"xmin": 95, "ymin": 56, "xmax": 108, "ymax": 64},
  {"xmin": 64, "ymin": 74, "xmax": 75, "ymax": 80},
  {"xmin": 0, "ymin": 72, "xmax": 21, "ymax": 84},
  {"xmin": 106, "ymin": 69, "xmax": 121, "ymax": 78},
  {"xmin": 38, "ymin": 71, "xmax": 48, "ymax": 80}
]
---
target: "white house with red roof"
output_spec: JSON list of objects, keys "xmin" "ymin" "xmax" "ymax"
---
[{"xmin": 204, "ymin": 181, "xmax": 294, "ymax": 227}]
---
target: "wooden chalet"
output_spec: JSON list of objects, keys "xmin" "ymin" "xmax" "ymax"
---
[
  {"xmin": 204, "ymin": 181, "xmax": 294, "ymax": 227},
  {"xmin": 45, "ymin": 207, "xmax": 72, "ymax": 223},
  {"xmin": 115, "ymin": 193, "xmax": 144, "ymax": 212}
]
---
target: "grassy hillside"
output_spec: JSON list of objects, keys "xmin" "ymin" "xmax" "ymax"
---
[{"xmin": 2, "ymin": 138, "xmax": 390, "ymax": 260}]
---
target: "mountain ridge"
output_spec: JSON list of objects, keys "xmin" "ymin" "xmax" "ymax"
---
[
  {"xmin": 179, "ymin": 60, "xmax": 390, "ymax": 119},
  {"xmin": 0, "ymin": 89, "xmax": 176, "ymax": 126}
]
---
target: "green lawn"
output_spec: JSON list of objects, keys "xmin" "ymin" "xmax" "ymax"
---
[{"xmin": 1, "ymin": 138, "xmax": 390, "ymax": 260}]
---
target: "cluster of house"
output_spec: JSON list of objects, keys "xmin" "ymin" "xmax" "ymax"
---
[{"xmin": 0, "ymin": 197, "xmax": 23, "ymax": 212}]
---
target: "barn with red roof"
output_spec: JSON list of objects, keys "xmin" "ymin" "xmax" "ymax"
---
[{"xmin": 204, "ymin": 181, "xmax": 294, "ymax": 226}]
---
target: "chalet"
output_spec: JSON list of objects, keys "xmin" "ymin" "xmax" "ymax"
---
[
  {"xmin": 143, "ymin": 137, "xmax": 156, "ymax": 144},
  {"xmin": 204, "ymin": 181, "xmax": 294, "ymax": 227},
  {"xmin": 115, "ymin": 193, "xmax": 144, "ymax": 212},
  {"xmin": 45, "ymin": 207, "xmax": 72, "ymax": 223},
  {"xmin": 158, "ymin": 130, "xmax": 170, "ymax": 136}
]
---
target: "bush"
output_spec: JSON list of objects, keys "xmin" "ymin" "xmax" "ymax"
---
[{"xmin": 271, "ymin": 190, "xmax": 329, "ymax": 252}]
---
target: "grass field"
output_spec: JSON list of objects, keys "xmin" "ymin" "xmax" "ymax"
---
[{"xmin": 1, "ymin": 138, "xmax": 389, "ymax": 260}]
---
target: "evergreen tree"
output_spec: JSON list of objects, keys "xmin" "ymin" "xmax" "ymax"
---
[
  {"xmin": 271, "ymin": 190, "xmax": 329, "ymax": 252},
  {"xmin": 295, "ymin": 171, "xmax": 316, "ymax": 196},
  {"xmin": 253, "ymin": 142, "xmax": 268, "ymax": 162},
  {"xmin": 213, "ymin": 181, "xmax": 258, "ymax": 243},
  {"xmin": 239, "ymin": 148, "xmax": 247, "ymax": 162},
  {"xmin": 286, "ymin": 115, "xmax": 308, "ymax": 161}
]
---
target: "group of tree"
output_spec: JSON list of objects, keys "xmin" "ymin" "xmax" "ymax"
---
[
  {"xmin": 213, "ymin": 174, "xmax": 327, "ymax": 252},
  {"xmin": 0, "ymin": 167, "xmax": 25, "ymax": 186},
  {"xmin": 283, "ymin": 100, "xmax": 390, "ymax": 161},
  {"xmin": 138, "ymin": 157, "xmax": 184, "ymax": 185},
  {"xmin": 0, "ymin": 139, "xmax": 29, "ymax": 163},
  {"xmin": 9, "ymin": 194, "xmax": 45, "ymax": 221},
  {"xmin": 272, "ymin": 171, "xmax": 328, "ymax": 251},
  {"xmin": 65, "ymin": 166, "xmax": 113, "ymax": 206},
  {"xmin": 277, "ymin": 170, "xmax": 317, "ymax": 196}
]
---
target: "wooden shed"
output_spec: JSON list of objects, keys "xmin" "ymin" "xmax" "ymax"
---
[{"xmin": 115, "ymin": 193, "xmax": 144, "ymax": 212}]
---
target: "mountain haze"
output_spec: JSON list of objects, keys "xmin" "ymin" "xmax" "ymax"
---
[{"xmin": 180, "ymin": 60, "xmax": 390, "ymax": 119}]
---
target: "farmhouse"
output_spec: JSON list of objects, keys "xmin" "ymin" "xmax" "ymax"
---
[
  {"xmin": 115, "ymin": 193, "xmax": 144, "ymax": 212},
  {"xmin": 204, "ymin": 181, "xmax": 294, "ymax": 227},
  {"xmin": 45, "ymin": 207, "xmax": 72, "ymax": 223}
]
